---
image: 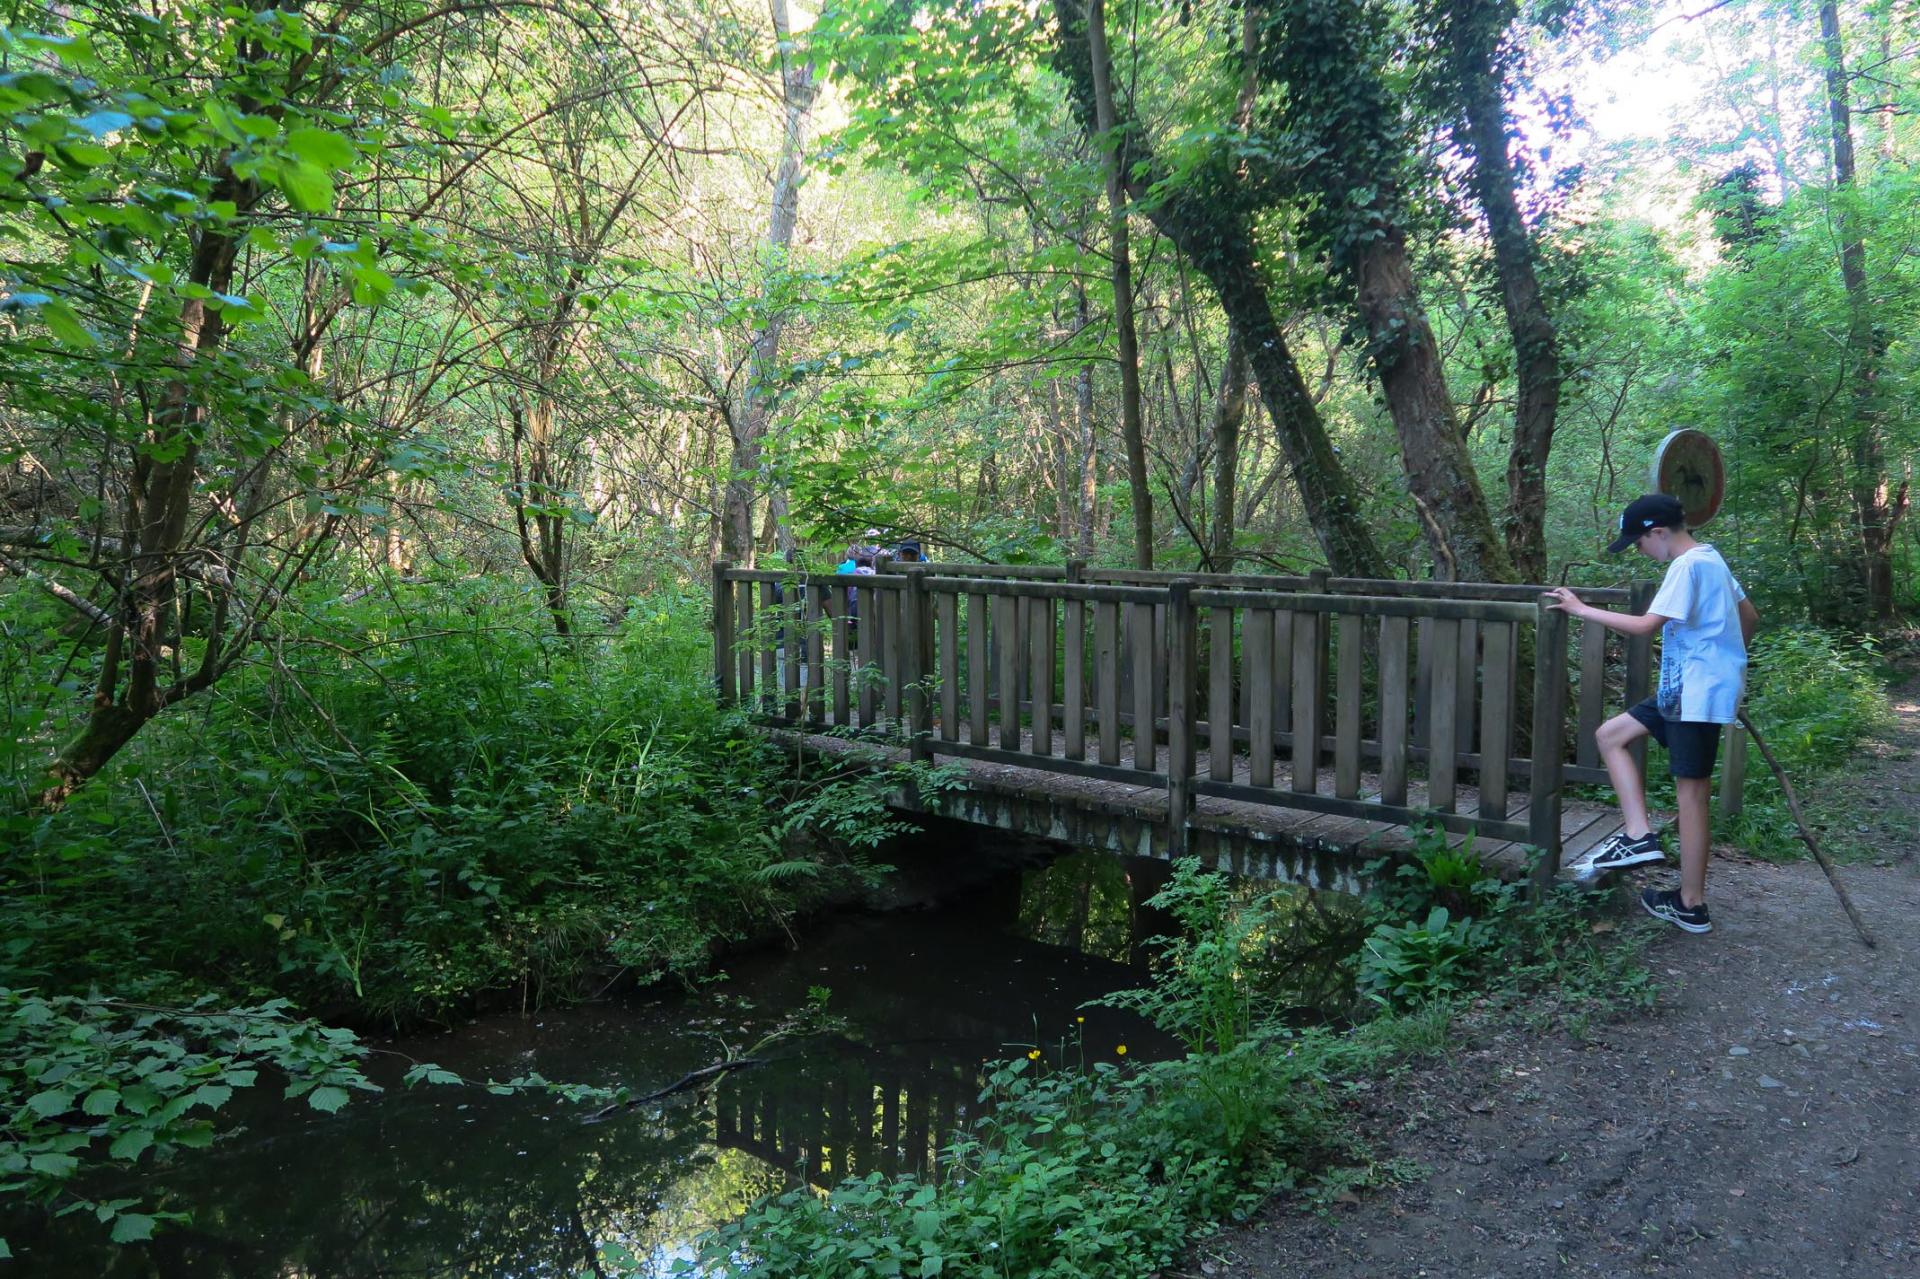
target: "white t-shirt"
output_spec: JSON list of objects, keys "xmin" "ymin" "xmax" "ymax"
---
[{"xmin": 1648, "ymin": 545, "xmax": 1748, "ymax": 724}]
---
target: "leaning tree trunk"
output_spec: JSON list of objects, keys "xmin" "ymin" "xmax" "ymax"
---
[
  {"xmin": 1049, "ymin": 0, "xmax": 1388, "ymax": 578},
  {"xmin": 40, "ymin": 168, "xmax": 254, "ymax": 808},
  {"xmin": 1450, "ymin": 0, "xmax": 1562, "ymax": 583},
  {"xmin": 1351, "ymin": 230, "xmax": 1514, "ymax": 584},
  {"xmin": 1819, "ymin": 0, "xmax": 1907, "ymax": 620},
  {"xmin": 1086, "ymin": 0, "xmax": 1154, "ymax": 569}
]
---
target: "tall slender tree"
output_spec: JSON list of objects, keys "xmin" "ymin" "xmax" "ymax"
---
[
  {"xmin": 1429, "ymin": 0, "xmax": 1563, "ymax": 583},
  {"xmin": 1818, "ymin": 0, "xmax": 1907, "ymax": 620},
  {"xmin": 1085, "ymin": 0, "xmax": 1155, "ymax": 568}
]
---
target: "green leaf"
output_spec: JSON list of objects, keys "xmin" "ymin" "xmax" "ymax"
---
[
  {"xmin": 307, "ymin": 1085, "xmax": 350, "ymax": 1113},
  {"xmin": 287, "ymin": 127, "xmax": 354, "ymax": 170},
  {"xmin": 28, "ymin": 1152, "xmax": 78, "ymax": 1177},
  {"xmin": 40, "ymin": 298, "xmax": 93, "ymax": 346},
  {"xmin": 280, "ymin": 162, "xmax": 333, "ymax": 213},
  {"xmin": 170, "ymin": 1123, "xmax": 214, "ymax": 1149},
  {"xmin": 110, "ymin": 1213, "xmax": 155, "ymax": 1243},
  {"xmin": 191, "ymin": 1083, "xmax": 233, "ymax": 1110},
  {"xmin": 81, "ymin": 1089, "xmax": 121, "ymax": 1116},
  {"xmin": 203, "ymin": 100, "xmax": 243, "ymax": 143},
  {"xmin": 108, "ymin": 1128, "xmax": 154, "ymax": 1160},
  {"xmin": 26, "ymin": 1088, "xmax": 74, "ymax": 1117}
]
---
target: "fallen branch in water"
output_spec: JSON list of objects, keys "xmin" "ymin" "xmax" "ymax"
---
[{"xmin": 583, "ymin": 1057, "xmax": 765, "ymax": 1121}]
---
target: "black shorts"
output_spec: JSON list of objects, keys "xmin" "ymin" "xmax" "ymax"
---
[{"xmin": 1627, "ymin": 698, "xmax": 1722, "ymax": 780}]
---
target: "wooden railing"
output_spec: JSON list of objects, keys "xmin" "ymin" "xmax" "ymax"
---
[{"xmin": 712, "ymin": 561, "xmax": 1740, "ymax": 885}]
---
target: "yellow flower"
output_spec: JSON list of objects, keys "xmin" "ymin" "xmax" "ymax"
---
[
  {"xmin": 1027, "ymin": 1049, "xmax": 1041, "ymax": 1060},
  {"xmin": 1115, "ymin": 1044, "xmax": 1128, "ymax": 1056},
  {"xmin": 1075, "ymin": 1016, "xmax": 1085, "ymax": 1024}
]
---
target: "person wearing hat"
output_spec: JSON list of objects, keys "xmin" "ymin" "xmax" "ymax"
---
[{"xmin": 1545, "ymin": 493, "xmax": 1760, "ymax": 933}]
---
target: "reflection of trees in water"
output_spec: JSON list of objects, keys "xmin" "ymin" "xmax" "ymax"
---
[
  {"xmin": 1017, "ymin": 851, "xmax": 1146, "ymax": 964},
  {"xmin": 5, "ymin": 883, "xmax": 1185, "ymax": 1274},
  {"xmin": 4, "ymin": 1088, "xmax": 780, "ymax": 1278},
  {"xmin": 713, "ymin": 1038, "xmax": 979, "ymax": 1188}
]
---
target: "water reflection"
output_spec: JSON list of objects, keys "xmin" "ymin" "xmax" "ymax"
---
[
  {"xmin": 713, "ymin": 1038, "xmax": 977, "ymax": 1188},
  {"xmin": 1, "ymin": 853, "xmax": 1182, "ymax": 1276}
]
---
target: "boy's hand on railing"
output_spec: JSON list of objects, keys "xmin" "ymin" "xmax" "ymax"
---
[{"xmin": 1543, "ymin": 587, "xmax": 1587, "ymax": 618}]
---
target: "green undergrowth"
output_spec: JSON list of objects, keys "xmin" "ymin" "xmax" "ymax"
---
[
  {"xmin": 0, "ymin": 577, "xmax": 933, "ymax": 1249},
  {"xmin": 1609, "ymin": 625, "xmax": 1895, "ymax": 861},
  {"xmin": 651, "ymin": 845, "xmax": 1650, "ymax": 1279},
  {"xmin": 1358, "ymin": 827, "xmax": 1657, "ymax": 1031},
  {"xmin": 2, "ymin": 581, "xmax": 920, "ymax": 1019},
  {"xmin": 1722, "ymin": 627, "xmax": 1898, "ymax": 862}
]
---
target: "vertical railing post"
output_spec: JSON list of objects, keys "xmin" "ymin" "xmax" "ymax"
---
[
  {"xmin": 1308, "ymin": 568, "xmax": 1331, "ymax": 769},
  {"xmin": 712, "ymin": 560, "xmax": 735, "ymax": 706},
  {"xmin": 903, "ymin": 565, "xmax": 933, "ymax": 762},
  {"xmin": 1166, "ymin": 579, "xmax": 1196, "ymax": 857},
  {"xmin": 1528, "ymin": 597, "xmax": 1569, "ymax": 898},
  {"xmin": 1719, "ymin": 718, "xmax": 1747, "ymax": 821}
]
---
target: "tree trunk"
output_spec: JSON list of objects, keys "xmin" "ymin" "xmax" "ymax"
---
[
  {"xmin": 42, "ymin": 167, "xmax": 254, "ymax": 808},
  {"xmin": 1352, "ymin": 232, "xmax": 1514, "ymax": 583},
  {"xmin": 723, "ymin": 0, "xmax": 817, "ymax": 567},
  {"xmin": 1451, "ymin": 1, "xmax": 1561, "ymax": 583},
  {"xmin": 39, "ymin": 704, "xmax": 147, "ymax": 810},
  {"xmin": 1210, "ymin": 325, "xmax": 1248, "ymax": 572},
  {"xmin": 1819, "ymin": 0, "xmax": 1905, "ymax": 619},
  {"xmin": 1086, "ymin": 0, "xmax": 1154, "ymax": 569},
  {"xmin": 1075, "ymin": 286, "xmax": 1098, "ymax": 558},
  {"xmin": 1048, "ymin": 0, "xmax": 1387, "ymax": 578},
  {"xmin": 510, "ymin": 393, "xmax": 572, "ymax": 637}
]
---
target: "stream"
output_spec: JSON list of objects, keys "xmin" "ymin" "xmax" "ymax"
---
[{"xmin": 3, "ymin": 846, "xmax": 1191, "ymax": 1276}]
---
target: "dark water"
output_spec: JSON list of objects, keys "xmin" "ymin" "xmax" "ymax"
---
[{"xmin": 3, "ymin": 851, "xmax": 1183, "ymax": 1276}]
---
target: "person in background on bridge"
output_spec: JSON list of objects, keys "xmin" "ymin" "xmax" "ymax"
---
[
  {"xmin": 1546, "ymin": 493, "xmax": 1760, "ymax": 935},
  {"xmin": 836, "ymin": 538, "xmax": 879, "ymax": 640}
]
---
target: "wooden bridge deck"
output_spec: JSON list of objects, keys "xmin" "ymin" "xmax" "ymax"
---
[{"xmin": 781, "ymin": 724, "xmax": 1626, "ymax": 891}]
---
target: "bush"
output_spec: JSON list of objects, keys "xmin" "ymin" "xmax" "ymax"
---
[
  {"xmin": 0, "ymin": 993, "xmax": 376, "ymax": 1250},
  {"xmin": 1, "ymin": 580, "xmax": 917, "ymax": 1022},
  {"xmin": 1356, "ymin": 906, "xmax": 1489, "ymax": 1008},
  {"xmin": 1357, "ymin": 825, "xmax": 1655, "ymax": 1016},
  {"xmin": 1, "ymin": 575, "xmax": 938, "ymax": 1248},
  {"xmin": 1724, "ymin": 625, "xmax": 1892, "ymax": 858}
]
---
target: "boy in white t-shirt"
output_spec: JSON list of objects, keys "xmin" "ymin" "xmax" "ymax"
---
[{"xmin": 1546, "ymin": 494, "xmax": 1760, "ymax": 933}]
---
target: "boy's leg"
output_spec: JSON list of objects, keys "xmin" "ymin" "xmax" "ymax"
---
[
  {"xmin": 1596, "ymin": 710, "xmax": 1654, "ymax": 837},
  {"xmin": 1674, "ymin": 777, "xmax": 1712, "ymax": 909}
]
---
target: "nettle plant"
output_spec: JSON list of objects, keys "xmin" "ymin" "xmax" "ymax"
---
[{"xmin": 0, "ymin": 993, "xmax": 376, "ymax": 1251}]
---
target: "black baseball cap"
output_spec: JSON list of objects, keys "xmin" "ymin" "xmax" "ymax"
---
[{"xmin": 1607, "ymin": 493, "xmax": 1687, "ymax": 553}]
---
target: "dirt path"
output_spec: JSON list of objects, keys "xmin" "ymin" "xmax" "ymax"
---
[{"xmin": 1214, "ymin": 678, "xmax": 1920, "ymax": 1278}]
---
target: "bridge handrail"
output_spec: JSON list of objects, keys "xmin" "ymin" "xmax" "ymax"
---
[
  {"xmin": 920, "ymin": 560, "xmax": 1640, "ymax": 606},
  {"xmin": 711, "ymin": 561, "xmax": 1728, "ymax": 888}
]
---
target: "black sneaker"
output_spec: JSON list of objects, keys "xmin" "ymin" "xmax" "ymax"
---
[
  {"xmin": 1570, "ymin": 831, "xmax": 1666, "ymax": 882},
  {"xmin": 1641, "ymin": 888, "xmax": 1712, "ymax": 934}
]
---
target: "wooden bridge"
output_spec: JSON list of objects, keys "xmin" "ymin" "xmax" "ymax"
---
[{"xmin": 712, "ymin": 561, "xmax": 1748, "ymax": 892}]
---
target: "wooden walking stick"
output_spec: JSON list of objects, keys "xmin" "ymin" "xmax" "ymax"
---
[{"xmin": 1737, "ymin": 709, "xmax": 1876, "ymax": 949}]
